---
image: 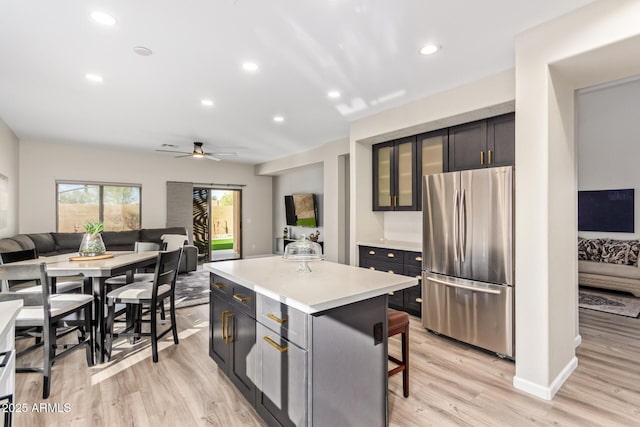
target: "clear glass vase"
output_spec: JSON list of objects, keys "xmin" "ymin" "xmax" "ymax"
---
[{"xmin": 78, "ymin": 233, "xmax": 106, "ymax": 256}]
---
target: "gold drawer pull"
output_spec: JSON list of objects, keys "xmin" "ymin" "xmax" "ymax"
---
[
  {"xmin": 264, "ymin": 336, "xmax": 288, "ymax": 353},
  {"xmin": 388, "ymin": 270, "xmax": 394, "ymax": 274},
  {"xmin": 368, "ymin": 250, "xmax": 376, "ymax": 255},
  {"xmin": 213, "ymin": 283, "xmax": 226, "ymax": 289},
  {"xmin": 233, "ymin": 294, "xmax": 250, "ymax": 303},
  {"xmin": 267, "ymin": 313, "xmax": 288, "ymax": 324},
  {"xmin": 416, "ymin": 298, "xmax": 423, "ymax": 303},
  {"xmin": 488, "ymin": 149, "xmax": 493, "ymax": 164},
  {"xmin": 369, "ymin": 266, "xmax": 375, "ymax": 270},
  {"xmin": 222, "ymin": 311, "xmax": 233, "ymax": 344},
  {"xmin": 387, "ymin": 253, "xmax": 395, "ymax": 258},
  {"xmin": 415, "ymin": 256, "xmax": 422, "ymax": 262},
  {"xmin": 480, "ymin": 151, "xmax": 485, "ymax": 165}
]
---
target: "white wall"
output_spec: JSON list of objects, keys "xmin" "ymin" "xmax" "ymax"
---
[
  {"xmin": 255, "ymin": 138, "xmax": 349, "ymax": 263},
  {"xmin": 514, "ymin": 0, "xmax": 640, "ymax": 400},
  {"xmin": 19, "ymin": 140, "xmax": 273, "ymax": 257},
  {"xmin": 349, "ymin": 69, "xmax": 516, "ymax": 264},
  {"xmin": 0, "ymin": 118, "xmax": 19, "ymax": 238},
  {"xmin": 577, "ymin": 76, "xmax": 640, "ymax": 239},
  {"xmin": 272, "ymin": 163, "xmax": 324, "ymax": 245}
]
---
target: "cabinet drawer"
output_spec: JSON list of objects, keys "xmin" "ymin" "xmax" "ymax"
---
[
  {"xmin": 210, "ymin": 274, "xmax": 233, "ymax": 298},
  {"xmin": 257, "ymin": 294, "xmax": 308, "ymax": 349},
  {"xmin": 403, "ymin": 285, "xmax": 422, "ymax": 316},
  {"xmin": 230, "ymin": 284, "xmax": 256, "ymax": 317},
  {"xmin": 404, "ymin": 265, "xmax": 422, "ymax": 281},
  {"xmin": 359, "ymin": 246, "xmax": 404, "ymax": 263},
  {"xmin": 360, "ymin": 258, "xmax": 403, "ymax": 275},
  {"xmin": 388, "ymin": 289, "xmax": 404, "ymax": 310},
  {"xmin": 404, "ymin": 251, "xmax": 423, "ymax": 268},
  {"xmin": 256, "ymin": 323, "xmax": 308, "ymax": 427}
]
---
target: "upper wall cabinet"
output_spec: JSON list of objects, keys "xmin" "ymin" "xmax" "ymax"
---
[
  {"xmin": 373, "ymin": 136, "xmax": 417, "ymax": 211},
  {"xmin": 448, "ymin": 113, "xmax": 515, "ymax": 171},
  {"xmin": 416, "ymin": 129, "xmax": 448, "ymax": 208}
]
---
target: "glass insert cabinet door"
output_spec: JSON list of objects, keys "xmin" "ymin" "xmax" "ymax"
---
[
  {"xmin": 374, "ymin": 143, "xmax": 393, "ymax": 209},
  {"xmin": 372, "ymin": 136, "xmax": 417, "ymax": 211}
]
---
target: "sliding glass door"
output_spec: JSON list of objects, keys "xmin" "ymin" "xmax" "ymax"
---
[{"xmin": 193, "ymin": 187, "xmax": 242, "ymax": 262}]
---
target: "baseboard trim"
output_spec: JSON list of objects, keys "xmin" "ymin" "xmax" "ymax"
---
[
  {"xmin": 575, "ymin": 334, "xmax": 582, "ymax": 348},
  {"xmin": 513, "ymin": 356, "xmax": 578, "ymax": 400}
]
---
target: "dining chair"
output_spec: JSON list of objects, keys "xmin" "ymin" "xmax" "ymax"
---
[
  {"xmin": 104, "ymin": 241, "xmax": 162, "ymax": 288},
  {"xmin": 0, "ymin": 248, "xmax": 84, "ymax": 293},
  {"xmin": 0, "ymin": 263, "xmax": 94, "ymax": 399},
  {"xmin": 105, "ymin": 248, "xmax": 182, "ymax": 362}
]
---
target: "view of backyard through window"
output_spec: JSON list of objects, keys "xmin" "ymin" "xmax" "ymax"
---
[{"xmin": 57, "ymin": 182, "xmax": 141, "ymax": 232}]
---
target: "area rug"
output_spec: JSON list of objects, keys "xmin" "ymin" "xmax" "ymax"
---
[
  {"xmin": 174, "ymin": 269, "xmax": 210, "ymax": 309},
  {"xmin": 578, "ymin": 288, "xmax": 640, "ymax": 318}
]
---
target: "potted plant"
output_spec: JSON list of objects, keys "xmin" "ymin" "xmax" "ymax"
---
[{"xmin": 78, "ymin": 221, "xmax": 106, "ymax": 256}]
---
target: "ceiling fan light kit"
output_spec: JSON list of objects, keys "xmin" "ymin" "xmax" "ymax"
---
[{"xmin": 156, "ymin": 141, "xmax": 221, "ymax": 161}]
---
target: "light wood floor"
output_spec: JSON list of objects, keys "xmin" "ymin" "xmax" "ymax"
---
[{"xmin": 11, "ymin": 305, "xmax": 640, "ymax": 426}]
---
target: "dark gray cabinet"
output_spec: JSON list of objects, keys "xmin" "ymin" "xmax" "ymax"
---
[
  {"xmin": 209, "ymin": 272, "xmax": 388, "ymax": 427},
  {"xmin": 359, "ymin": 246, "xmax": 422, "ymax": 316},
  {"xmin": 372, "ymin": 136, "xmax": 418, "ymax": 211},
  {"xmin": 209, "ymin": 275, "xmax": 256, "ymax": 405},
  {"xmin": 372, "ymin": 113, "xmax": 513, "ymax": 211},
  {"xmin": 448, "ymin": 113, "xmax": 515, "ymax": 171}
]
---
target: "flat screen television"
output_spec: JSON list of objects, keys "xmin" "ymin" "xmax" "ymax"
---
[
  {"xmin": 285, "ymin": 193, "xmax": 319, "ymax": 227},
  {"xmin": 578, "ymin": 188, "xmax": 634, "ymax": 232}
]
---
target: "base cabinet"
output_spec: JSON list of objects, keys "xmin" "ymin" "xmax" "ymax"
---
[
  {"xmin": 209, "ymin": 276, "xmax": 256, "ymax": 405},
  {"xmin": 255, "ymin": 323, "xmax": 308, "ymax": 427},
  {"xmin": 359, "ymin": 246, "xmax": 423, "ymax": 316},
  {"xmin": 210, "ymin": 273, "xmax": 387, "ymax": 427}
]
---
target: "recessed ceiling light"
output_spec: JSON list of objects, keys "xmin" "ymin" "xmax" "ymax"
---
[
  {"xmin": 243, "ymin": 62, "xmax": 259, "ymax": 72},
  {"xmin": 328, "ymin": 90, "xmax": 341, "ymax": 99},
  {"xmin": 273, "ymin": 116, "xmax": 285, "ymax": 123},
  {"xmin": 420, "ymin": 44, "xmax": 440, "ymax": 56},
  {"xmin": 201, "ymin": 99, "xmax": 214, "ymax": 107},
  {"xmin": 85, "ymin": 73, "xmax": 103, "ymax": 83},
  {"xmin": 133, "ymin": 46, "xmax": 153, "ymax": 56},
  {"xmin": 90, "ymin": 11, "xmax": 116, "ymax": 26}
]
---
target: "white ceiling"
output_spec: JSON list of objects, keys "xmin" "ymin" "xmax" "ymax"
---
[{"xmin": 0, "ymin": 0, "xmax": 593, "ymax": 164}]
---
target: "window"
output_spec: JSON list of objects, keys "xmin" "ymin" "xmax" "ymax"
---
[{"xmin": 57, "ymin": 182, "xmax": 141, "ymax": 232}]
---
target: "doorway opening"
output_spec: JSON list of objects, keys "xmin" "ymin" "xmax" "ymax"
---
[{"xmin": 193, "ymin": 187, "xmax": 242, "ymax": 262}]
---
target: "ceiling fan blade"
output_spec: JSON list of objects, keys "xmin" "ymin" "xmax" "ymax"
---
[
  {"xmin": 205, "ymin": 154, "xmax": 222, "ymax": 161},
  {"xmin": 156, "ymin": 149, "xmax": 190, "ymax": 154},
  {"xmin": 175, "ymin": 154, "xmax": 193, "ymax": 158}
]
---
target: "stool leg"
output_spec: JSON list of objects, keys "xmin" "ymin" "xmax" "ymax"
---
[{"xmin": 402, "ymin": 325, "xmax": 409, "ymax": 398}]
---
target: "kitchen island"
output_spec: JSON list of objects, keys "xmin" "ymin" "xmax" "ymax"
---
[{"xmin": 205, "ymin": 256, "xmax": 417, "ymax": 427}]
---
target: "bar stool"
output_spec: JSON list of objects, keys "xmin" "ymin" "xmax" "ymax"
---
[{"xmin": 388, "ymin": 308, "xmax": 409, "ymax": 397}]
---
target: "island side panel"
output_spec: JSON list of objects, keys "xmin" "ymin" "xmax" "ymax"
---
[{"xmin": 311, "ymin": 295, "xmax": 388, "ymax": 427}]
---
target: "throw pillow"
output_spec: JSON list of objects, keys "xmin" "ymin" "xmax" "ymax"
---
[
  {"xmin": 577, "ymin": 238, "xmax": 605, "ymax": 262},
  {"xmin": 161, "ymin": 234, "xmax": 188, "ymax": 251},
  {"xmin": 601, "ymin": 239, "xmax": 630, "ymax": 265}
]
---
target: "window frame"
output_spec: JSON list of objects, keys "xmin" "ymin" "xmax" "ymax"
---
[{"xmin": 56, "ymin": 180, "xmax": 142, "ymax": 232}]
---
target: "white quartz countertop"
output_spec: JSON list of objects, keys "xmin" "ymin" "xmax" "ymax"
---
[
  {"xmin": 357, "ymin": 239, "xmax": 422, "ymax": 252},
  {"xmin": 204, "ymin": 257, "xmax": 418, "ymax": 314},
  {"xmin": 0, "ymin": 300, "xmax": 23, "ymax": 344}
]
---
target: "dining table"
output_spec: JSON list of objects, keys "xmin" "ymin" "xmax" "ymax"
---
[{"xmin": 10, "ymin": 251, "xmax": 159, "ymax": 363}]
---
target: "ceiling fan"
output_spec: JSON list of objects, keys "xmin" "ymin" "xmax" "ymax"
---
[{"xmin": 156, "ymin": 142, "xmax": 221, "ymax": 161}]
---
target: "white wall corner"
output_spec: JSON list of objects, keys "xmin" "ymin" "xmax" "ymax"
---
[{"xmin": 513, "ymin": 356, "xmax": 578, "ymax": 400}]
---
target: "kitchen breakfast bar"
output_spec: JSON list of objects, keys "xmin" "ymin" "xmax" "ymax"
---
[{"xmin": 205, "ymin": 257, "xmax": 417, "ymax": 427}]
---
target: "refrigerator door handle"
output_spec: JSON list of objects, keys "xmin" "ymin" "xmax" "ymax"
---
[
  {"xmin": 460, "ymin": 188, "xmax": 467, "ymax": 262},
  {"xmin": 453, "ymin": 189, "xmax": 459, "ymax": 261},
  {"xmin": 428, "ymin": 277, "xmax": 502, "ymax": 295}
]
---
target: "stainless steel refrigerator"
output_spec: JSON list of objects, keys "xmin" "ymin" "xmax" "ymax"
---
[{"xmin": 422, "ymin": 166, "xmax": 514, "ymax": 358}]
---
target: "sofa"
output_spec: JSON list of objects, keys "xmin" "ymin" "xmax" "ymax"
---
[
  {"xmin": 0, "ymin": 227, "xmax": 198, "ymax": 274},
  {"xmin": 578, "ymin": 237, "xmax": 640, "ymax": 296}
]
